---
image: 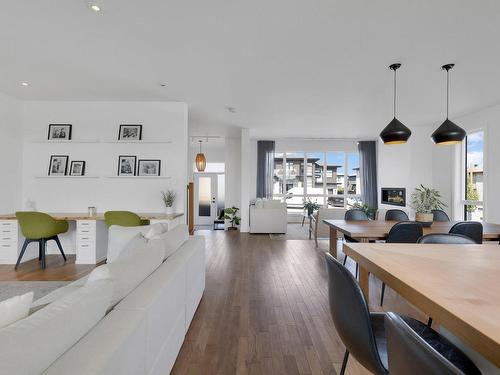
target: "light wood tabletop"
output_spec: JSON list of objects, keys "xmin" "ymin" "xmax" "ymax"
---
[
  {"xmin": 324, "ymin": 219, "xmax": 500, "ymax": 257},
  {"xmin": 343, "ymin": 242, "xmax": 500, "ymax": 367},
  {"xmin": 0, "ymin": 212, "xmax": 184, "ymax": 221}
]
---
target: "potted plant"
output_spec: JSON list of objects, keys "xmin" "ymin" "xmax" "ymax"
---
[
  {"xmin": 409, "ymin": 185, "xmax": 446, "ymax": 226},
  {"xmin": 161, "ymin": 190, "xmax": 176, "ymax": 215},
  {"xmin": 303, "ymin": 198, "xmax": 320, "ymax": 216},
  {"xmin": 224, "ymin": 206, "xmax": 241, "ymax": 230},
  {"xmin": 351, "ymin": 200, "xmax": 377, "ymax": 220}
]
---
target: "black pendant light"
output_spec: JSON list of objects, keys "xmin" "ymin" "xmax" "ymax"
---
[
  {"xmin": 380, "ymin": 63, "xmax": 412, "ymax": 144},
  {"xmin": 431, "ymin": 64, "xmax": 466, "ymax": 145}
]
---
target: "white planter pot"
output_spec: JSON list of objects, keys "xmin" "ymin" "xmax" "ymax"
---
[{"xmin": 165, "ymin": 206, "xmax": 173, "ymax": 215}]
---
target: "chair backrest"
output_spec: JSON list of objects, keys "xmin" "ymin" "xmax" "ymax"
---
[
  {"xmin": 387, "ymin": 222, "xmax": 423, "ymax": 243},
  {"xmin": 431, "ymin": 210, "xmax": 450, "ymax": 222},
  {"xmin": 418, "ymin": 233, "xmax": 476, "ymax": 244},
  {"xmin": 345, "ymin": 209, "xmax": 368, "ymax": 221},
  {"xmin": 15, "ymin": 211, "xmax": 56, "ymax": 239},
  {"xmin": 315, "ymin": 208, "xmax": 347, "ymax": 238},
  {"xmin": 385, "ymin": 209, "xmax": 409, "ymax": 222},
  {"xmin": 385, "ymin": 312, "xmax": 479, "ymax": 375},
  {"xmin": 324, "ymin": 253, "xmax": 387, "ymax": 375},
  {"xmin": 104, "ymin": 211, "xmax": 143, "ymax": 228},
  {"xmin": 449, "ymin": 221, "xmax": 483, "ymax": 244}
]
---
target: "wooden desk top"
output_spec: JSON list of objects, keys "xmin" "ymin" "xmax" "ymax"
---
[
  {"xmin": 323, "ymin": 219, "xmax": 500, "ymax": 240},
  {"xmin": 343, "ymin": 242, "xmax": 500, "ymax": 366},
  {"xmin": 0, "ymin": 212, "xmax": 184, "ymax": 221}
]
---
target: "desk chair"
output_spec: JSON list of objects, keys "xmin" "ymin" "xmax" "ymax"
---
[
  {"xmin": 104, "ymin": 211, "xmax": 149, "ymax": 227},
  {"xmin": 15, "ymin": 212, "xmax": 68, "ymax": 270},
  {"xmin": 343, "ymin": 209, "xmax": 369, "ymax": 277}
]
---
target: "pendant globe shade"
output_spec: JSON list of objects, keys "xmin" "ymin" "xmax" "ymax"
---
[
  {"xmin": 195, "ymin": 140, "xmax": 207, "ymax": 172},
  {"xmin": 380, "ymin": 63, "xmax": 411, "ymax": 144},
  {"xmin": 431, "ymin": 64, "xmax": 466, "ymax": 145}
]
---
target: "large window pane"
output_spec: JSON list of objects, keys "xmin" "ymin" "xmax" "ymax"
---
[
  {"xmin": 327, "ymin": 196, "xmax": 345, "ymax": 208},
  {"xmin": 306, "ymin": 152, "xmax": 324, "ymax": 196},
  {"xmin": 285, "ymin": 152, "xmax": 305, "ymax": 196},
  {"xmin": 347, "ymin": 152, "xmax": 360, "ymax": 195},
  {"xmin": 326, "ymin": 152, "xmax": 344, "ymax": 196},
  {"xmin": 465, "ymin": 131, "xmax": 484, "ymax": 221},
  {"xmin": 273, "ymin": 152, "xmax": 284, "ymax": 195}
]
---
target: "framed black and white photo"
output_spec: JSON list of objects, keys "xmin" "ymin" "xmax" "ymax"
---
[
  {"xmin": 137, "ymin": 159, "xmax": 161, "ymax": 176},
  {"xmin": 48, "ymin": 155, "xmax": 69, "ymax": 176},
  {"xmin": 118, "ymin": 125, "xmax": 142, "ymax": 140},
  {"xmin": 69, "ymin": 161, "xmax": 86, "ymax": 176},
  {"xmin": 48, "ymin": 124, "xmax": 72, "ymax": 140},
  {"xmin": 118, "ymin": 155, "xmax": 136, "ymax": 176}
]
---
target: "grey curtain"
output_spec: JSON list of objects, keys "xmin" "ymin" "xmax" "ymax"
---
[
  {"xmin": 358, "ymin": 141, "xmax": 378, "ymax": 209},
  {"xmin": 256, "ymin": 140, "xmax": 275, "ymax": 198}
]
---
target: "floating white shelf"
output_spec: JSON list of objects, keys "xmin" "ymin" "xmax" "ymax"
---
[
  {"xmin": 104, "ymin": 176, "xmax": 171, "ymax": 179},
  {"xmin": 101, "ymin": 140, "xmax": 172, "ymax": 144},
  {"xmin": 33, "ymin": 139, "xmax": 100, "ymax": 144},
  {"xmin": 35, "ymin": 175, "xmax": 100, "ymax": 179}
]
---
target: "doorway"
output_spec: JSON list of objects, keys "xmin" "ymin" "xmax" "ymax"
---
[{"xmin": 194, "ymin": 173, "xmax": 225, "ymax": 227}]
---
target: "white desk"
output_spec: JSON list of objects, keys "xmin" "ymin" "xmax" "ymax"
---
[{"xmin": 0, "ymin": 212, "xmax": 184, "ymax": 265}]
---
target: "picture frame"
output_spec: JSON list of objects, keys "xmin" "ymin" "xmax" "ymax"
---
[
  {"xmin": 118, "ymin": 125, "xmax": 142, "ymax": 141},
  {"xmin": 48, "ymin": 155, "xmax": 69, "ymax": 176},
  {"xmin": 69, "ymin": 161, "xmax": 86, "ymax": 176},
  {"xmin": 48, "ymin": 124, "xmax": 72, "ymax": 140},
  {"xmin": 118, "ymin": 155, "xmax": 136, "ymax": 176},
  {"xmin": 137, "ymin": 159, "xmax": 161, "ymax": 176}
]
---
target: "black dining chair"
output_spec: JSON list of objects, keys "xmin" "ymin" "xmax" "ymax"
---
[
  {"xmin": 385, "ymin": 312, "xmax": 481, "ymax": 375},
  {"xmin": 418, "ymin": 233, "xmax": 476, "ymax": 245},
  {"xmin": 342, "ymin": 209, "xmax": 369, "ymax": 277},
  {"xmin": 449, "ymin": 222, "xmax": 483, "ymax": 244},
  {"xmin": 380, "ymin": 222, "xmax": 423, "ymax": 306},
  {"xmin": 384, "ymin": 209, "xmax": 409, "ymax": 222},
  {"xmin": 432, "ymin": 209, "xmax": 450, "ymax": 222},
  {"xmin": 325, "ymin": 254, "xmax": 446, "ymax": 375}
]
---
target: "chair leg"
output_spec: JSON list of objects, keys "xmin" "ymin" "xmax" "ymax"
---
[
  {"xmin": 41, "ymin": 239, "xmax": 47, "ymax": 269},
  {"xmin": 38, "ymin": 241, "xmax": 42, "ymax": 261},
  {"xmin": 342, "ymin": 254, "xmax": 347, "ymax": 266},
  {"xmin": 355, "ymin": 263, "xmax": 359, "ymax": 279},
  {"xmin": 380, "ymin": 283, "xmax": 386, "ymax": 306},
  {"xmin": 340, "ymin": 350, "xmax": 349, "ymax": 375},
  {"xmin": 427, "ymin": 317, "xmax": 433, "ymax": 327},
  {"xmin": 15, "ymin": 239, "xmax": 31, "ymax": 270},
  {"xmin": 53, "ymin": 236, "xmax": 67, "ymax": 262}
]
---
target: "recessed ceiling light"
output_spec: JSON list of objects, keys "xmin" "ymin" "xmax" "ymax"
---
[
  {"xmin": 159, "ymin": 83, "xmax": 167, "ymax": 87},
  {"xmin": 226, "ymin": 106, "xmax": 236, "ymax": 113},
  {"xmin": 90, "ymin": 4, "xmax": 101, "ymax": 12},
  {"xmin": 21, "ymin": 82, "xmax": 29, "ymax": 86}
]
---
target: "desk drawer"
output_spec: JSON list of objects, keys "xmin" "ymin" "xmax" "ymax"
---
[
  {"xmin": 0, "ymin": 235, "xmax": 18, "ymax": 244},
  {"xmin": 0, "ymin": 221, "xmax": 18, "ymax": 231},
  {"xmin": 77, "ymin": 220, "xmax": 96, "ymax": 229}
]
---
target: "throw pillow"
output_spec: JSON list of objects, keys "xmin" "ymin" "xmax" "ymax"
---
[{"xmin": 0, "ymin": 292, "xmax": 34, "ymax": 328}]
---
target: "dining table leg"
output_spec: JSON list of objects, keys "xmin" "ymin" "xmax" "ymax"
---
[
  {"xmin": 358, "ymin": 265, "xmax": 369, "ymax": 300},
  {"xmin": 329, "ymin": 227, "xmax": 338, "ymax": 258}
]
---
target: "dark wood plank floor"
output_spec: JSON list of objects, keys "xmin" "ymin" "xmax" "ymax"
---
[{"xmin": 172, "ymin": 230, "xmax": 427, "ymax": 375}]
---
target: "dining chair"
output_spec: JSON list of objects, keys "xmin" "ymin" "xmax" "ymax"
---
[
  {"xmin": 104, "ymin": 211, "xmax": 149, "ymax": 227},
  {"xmin": 342, "ymin": 209, "xmax": 369, "ymax": 277},
  {"xmin": 449, "ymin": 221, "xmax": 483, "ymax": 244},
  {"xmin": 384, "ymin": 209, "xmax": 409, "ymax": 222},
  {"xmin": 15, "ymin": 211, "xmax": 69, "ymax": 270},
  {"xmin": 431, "ymin": 209, "xmax": 450, "ymax": 222},
  {"xmin": 385, "ymin": 312, "xmax": 481, "ymax": 375},
  {"xmin": 418, "ymin": 233, "xmax": 476, "ymax": 244},
  {"xmin": 325, "ymin": 254, "xmax": 442, "ymax": 375},
  {"xmin": 380, "ymin": 222, "xmax": 423, "ymax": 306}
]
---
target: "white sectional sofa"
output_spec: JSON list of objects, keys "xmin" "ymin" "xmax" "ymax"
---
[
  {"xmin": 249, "ymin": 199, "xmax": 287, "ymax": 234},
  {"xmin": 0, "ymin": 223, "xmax": 205, "ymax": 375}
]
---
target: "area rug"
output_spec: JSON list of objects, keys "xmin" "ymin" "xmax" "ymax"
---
[{"xmin": 0, "ymin": 281, "xmax": 70, "ymax": 302}]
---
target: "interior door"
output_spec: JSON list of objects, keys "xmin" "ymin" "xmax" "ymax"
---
[{"xmin": 194, "ymin": 173, "xmax": 218, "ymax": 226}]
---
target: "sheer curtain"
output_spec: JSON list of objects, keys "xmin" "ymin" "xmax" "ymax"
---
[
  {"xmin": 358, "ymin": 141, "xmax": 378, "ymax": 209},
  {"xmin": 256, "ymin": 141, "xmax": 275, "ymax": 198}
]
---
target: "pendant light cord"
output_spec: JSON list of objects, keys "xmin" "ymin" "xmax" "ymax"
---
[
  {"xmin": 446, "ymin": 68, "xmax": 450, "ymax": 119},
  {"xmin": 393, "ymin": 67, "xmax": 397, "ymax": 118}
]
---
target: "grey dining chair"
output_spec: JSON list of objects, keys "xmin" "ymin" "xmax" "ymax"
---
[
  {"xmin": 432, "ymin": 209, "xmax": 450, "ymax": 222},
  {"xmin": 449, "ymin": 222, "xmax": 483, "ymax": 244},
  {"xmin": 342, "ymin": 209, "xmax": 369, "ymax": 278},
  {"xmin": 385, "ymin": 209, "xmax": 409, "ymax": 221}
]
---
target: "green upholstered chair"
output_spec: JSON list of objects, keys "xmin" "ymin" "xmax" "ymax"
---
[
  {"xmin": 104, "ymin": 211, "xmax": 149, "ymax": 228},
  {"xmin": 15, "ymin": 211, "xmax": 69, "ymax": 269}
]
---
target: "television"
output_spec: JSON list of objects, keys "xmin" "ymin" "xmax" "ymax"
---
[{"xmin": 381, "ymin": 188, "xmax": 406, "ymax": 207}]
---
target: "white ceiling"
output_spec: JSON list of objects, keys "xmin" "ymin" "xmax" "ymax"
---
[{"xmin": 1, "ymin": 0, "xmax": 500, "ymax": 138}]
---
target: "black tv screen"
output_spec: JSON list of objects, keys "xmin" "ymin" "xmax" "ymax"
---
[{"xmin": 381, "ymin": 188, "xmax": 406, "ymax": 207}]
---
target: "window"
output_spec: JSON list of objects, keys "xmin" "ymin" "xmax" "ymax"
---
[
  {"xmin": 463, "ymin": 131, "xmax": 484, "ymax": 221},
  {"xmin": 273, "ymin": 151, "xmax": 361, "ymax": 213}
]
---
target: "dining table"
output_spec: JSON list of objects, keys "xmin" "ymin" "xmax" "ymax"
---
[
  {"xmin": 342, "ymin": 242, "xmax": 500, "ymax": 368},
  {"xmin": 323, "ymin": 219, "xmax": 500, "ymax": 258}
]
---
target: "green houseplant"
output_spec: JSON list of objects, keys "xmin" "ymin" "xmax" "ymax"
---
[
  {"xmin": 303, "ymin": 198, "xmax": 320, "ymax": 216},
  {"xmin": 409, "ymin": 185, "xmax": 446, "ymax": 226},
  {"xmin": 161, "ymin": 190, "xmax": 176, "ymax": 215},
  {"xmin": 224, "ymin": 206, "xmax": 241, "ymax": 230},
  {"xmin": 351, "ymin": 200, "xmax": 377, "ymax": 220}
]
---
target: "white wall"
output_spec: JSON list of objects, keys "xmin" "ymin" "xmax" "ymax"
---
[
  {"xmin": 21, "ymin": 101, "xmax": 188, "ymax": 213},
  {"xmin": 377, "ymin": 126, "xmax": 434, "ymax": 217},
  {"xmin": 224, "ymin": 136, "xmax": 241, "ymax": 212},
  {"xmin": 0, "ymin": 93, "xmax": 23, "ymax": 213}
]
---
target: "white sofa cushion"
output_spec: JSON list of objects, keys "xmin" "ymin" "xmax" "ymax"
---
[
  {"xmin": 87, "ymin": 241, "xmax": 164, "ymax": 307},
  {"xmin": 149, "ymin": 224, "xmax": 189, "ymax": 260},
  {"xmin": 262, "ymin": 200, "xmax": 285, "ymax": 209},
  {"xmin": 0, "ymin": 280, "xmax": 112, "ymax": 375},
  {"xmin": 107, "ymin": 225, "xmax": 148, "ymax": 263},
  {"xmin": 31, "ymin": 276, "xmax": 89, "ymax": 311},
  {"xmin": 0, "ymin": 292, "xmax": 33, "ymax": 328},
  {"xmin": 142, "ymin": 223, "xmax": 168, "ymax": 240}
]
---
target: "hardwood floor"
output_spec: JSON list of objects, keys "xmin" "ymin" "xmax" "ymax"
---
[{"xmin": 172, "ymin": 230, "xmax": 427, "ymax": 375}]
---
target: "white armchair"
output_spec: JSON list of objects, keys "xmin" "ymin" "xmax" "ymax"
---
[
  {"xmin": 310, "ymin": 208, "xmax": 346, "ymax": 247},
  {"xmin": 249, "ymin": 200, "xmax": 287, "ymax": 234}
]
